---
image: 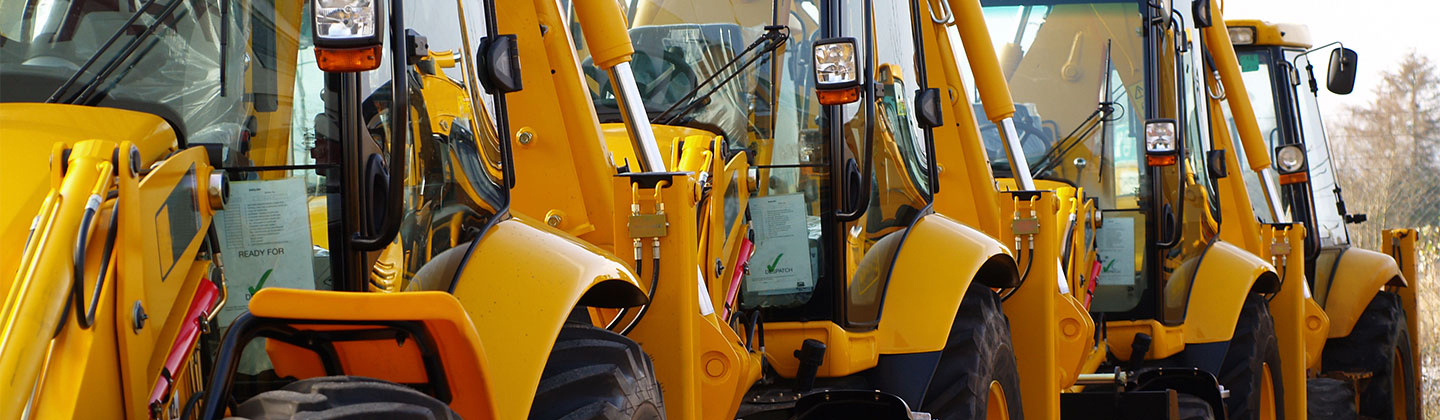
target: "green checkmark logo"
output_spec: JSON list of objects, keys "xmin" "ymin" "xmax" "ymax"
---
[
  {"xmin": 1102, "ymin": 259, "xmax": 1116, "ymax": 273},
  {"xmin": 766, "ymin": 253, "xmax": 784, "ymax": 273},
  {"xmin": 247, "ymin": 269, "xmax": 273, "ymax": 298}
]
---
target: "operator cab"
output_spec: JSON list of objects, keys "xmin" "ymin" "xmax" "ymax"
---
[
  {"xmin": 975, "ymin": 0, "xmax": 1222, "ymax": 323},
  {"xmin": 1224, "ymin": 20, "xmax": 1361, "ymax": 269},
  {"xmin": 569, "ymin": 0, "xmax": 939, "ymax": 324}
]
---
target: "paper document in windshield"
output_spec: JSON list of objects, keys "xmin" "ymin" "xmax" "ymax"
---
[
  {"xmin": 215, "ymin": 177, "xmax": 316, "ymax": 327},
  {"xmin": 1096, "ymin": 217, "xmax": 1136, "ymax": 285},
  {"xmin": 745, "ymin": 193, "xmax": 815, "ymax": 294}
]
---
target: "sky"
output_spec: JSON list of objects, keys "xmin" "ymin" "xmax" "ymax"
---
[{"xmin": 1223, "ymin": 0, "xmax": 1440, "ymax": 115}]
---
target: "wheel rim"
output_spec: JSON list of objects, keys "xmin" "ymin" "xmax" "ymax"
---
[
  {"xmin": 1393, "ymin": 347, "xmax": 1408, "ymax": 420},
  {"xmin": 986, "ymin": 380, "xmax": 1010, "ymax": 420},
  {"xmin": 1259, "ymin": 363, "xmax": 1277, "ymax": 420}
]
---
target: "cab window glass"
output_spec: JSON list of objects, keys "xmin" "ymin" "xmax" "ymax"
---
[
  {"xmin": 571, "ymin": 0, "xmax": 833, "ymax": 309},
  {"xmin": 382, "ymin": 0, "xmax": 506, "ymax": 292},
  {"xmin": 978, "ymin": 1, "xmax": 1150, "ymax": 313},
  {"xmin": 1224, "ymin": 49, "xmax": 1283, "ymax": 224},
  {"xmin": 1289, "ymin": 50, "xmax": 1348, "ymax": 245}
]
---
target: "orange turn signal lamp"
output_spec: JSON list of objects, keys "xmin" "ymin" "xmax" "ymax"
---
[
  {"xmin": 818, "ymin": 87, "xmax": 861, "ymax": 105},
  {"xmin": 316, "ymin": 46, "xmax": 382, "ymax": 72}
]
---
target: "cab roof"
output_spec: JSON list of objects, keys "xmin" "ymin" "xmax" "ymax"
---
[{"xmin": 1226, "ymin": 19, "xmax": 1313, "ymax": 48}]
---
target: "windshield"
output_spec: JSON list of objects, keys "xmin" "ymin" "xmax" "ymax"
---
[
  {"xmin": 1225, "ymin": 49, "xmax": 1285, "ymax": 223},
  {"xmin": 0, "ymin": 0, "xmax": 247, "ymax": 146},
  {"xmin": 1287, "ymin": 49, "xmax": 1349, "ymax": 245},
  {"xmin": 979, "ymin": 1, "xmax": 1146, "ymax": 210}
]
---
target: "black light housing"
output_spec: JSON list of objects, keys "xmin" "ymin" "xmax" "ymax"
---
[
  {"xmin": 1274, "ymin": 144, "xmax": 1307, "ymax": 174},
  {"xmin": 1192, "ymin": 0, "xmax": 1212, "ymax": 28},
  {"xmin": 1274, "ymin": 143, "xmax": 1310, "ymax": 185},
  {"xmin": 915, "ymin": 88, "xmax": 943, "ymax": 129},
  {"xmin": 477, "ymin": 35, "xmax": 523, "ymax": 94}
]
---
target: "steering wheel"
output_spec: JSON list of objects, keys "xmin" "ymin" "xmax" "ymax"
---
[
  {"xmin": 979, "ymin": 117, "xmax": 1053, "ymax": 165},
  {"xmin": 582, "ymin": 48, "xmax": 697, "ymax": 108}
]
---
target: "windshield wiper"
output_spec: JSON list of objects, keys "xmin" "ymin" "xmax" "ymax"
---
[
  {"xmin": 651, "ymin": 25, "xmax": 788, "ymax": 125},
  {"xmin": 1032, "ymin": 39, "xmax": 1118, "ymax": 177},
  {"xmin": 47, "ymin": 0, "xmax": 187, "ymax": 105}
]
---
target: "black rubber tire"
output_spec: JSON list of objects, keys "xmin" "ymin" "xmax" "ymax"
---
[
  {"xmin": 231, "ymin": 375, "xmax": 460, "ymax": 420},
  {"xmin": 1320, "ymin": 291, "xmax": 1419, "ymax": 420},
  {"xmin": 1218, "ymin": 293, "xmax": 1285, "ymax": 420},
  {"xmin": 1177, "ymin": 393, "xmax": 1217, "ymax": 420},
  {"xmin": 1306, "ymin": 377, "xmax": 1358, "ymax": 420},
  {"xmin": 528, "ymin": 324, "xmax": 665, "ymax": 420},
  {"xmin": 920, "ymin": 282, "xmax": 1025, "ymax": 420}
]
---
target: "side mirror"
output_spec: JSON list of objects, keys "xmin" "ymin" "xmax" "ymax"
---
[
  {"xmin": 1192, "ymin": 0, "xmax": 1212, "ymax": 28},
  {"xmin": 1327, "ymin": 47, "xmax": 1358, "ymax": 95},
  {"xmin": 915, "ymin": 88, "xmax": 943, "ymax": 129},
  {"xmin": 813, "ymin": 37, "xmax": 861, "ymax": 105},
  {"xmin": 311, "ymin": 0, "xmax": 383, "ymax": 72},
  {"xmin": 477, "ymin": 35, "xmax": 523, "ymax": 94}
]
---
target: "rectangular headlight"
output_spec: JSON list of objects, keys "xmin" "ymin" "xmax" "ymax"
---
[
  {"xmin": 1145, "ymin": 119, "xmax": 1178, "ymax": 154},
  {"xmin": 814, "ymin": 38, "xmax": 859, "ymax": 88},
  {"xmin": 313, "ymin": 0, "xmax": 380, "ymax": 44},
  {"xmin": 1228, "ymin": 26, "xmax": 1256, "ymax": 45}
]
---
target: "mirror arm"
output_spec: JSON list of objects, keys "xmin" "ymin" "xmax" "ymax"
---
[
  {"xmin": 349, "ymin": 0, "xmax": 408, "ymax": 251},
  {"xmin": 1291, "ymin": 41, "xmax": 1344, "ymax": 94}
]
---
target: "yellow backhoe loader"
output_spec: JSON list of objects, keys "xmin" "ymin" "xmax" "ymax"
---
[
  {"xmin": 1, "ymin": 0, "xmax": 684, "ymax": 418},
  {"xmin": 965, "ymin": 1, "xmax": 1330, "ymax": 419},
  {"xmin": 1225, "ymin": 19, "xmax": 1422, "ymax": 419}
]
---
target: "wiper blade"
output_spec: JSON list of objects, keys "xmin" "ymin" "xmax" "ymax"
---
[
  {"xmin": 651, "ymin": 25, "xmax": 788, "ymax": 125},
  {"xmin": 46, "ymin": 0, "xmax": 186, "ymax": 105},
  {"xmin": 1032, "ymin": 39, "xmax": 1118, "ymax": 177}
]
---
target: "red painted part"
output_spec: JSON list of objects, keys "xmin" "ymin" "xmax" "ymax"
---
[
  {"xmin": 722, "ymin": 236, "xmax": 755, "ymax": 320},
  {"xmin": 1084, "ymin": 260, "xmax": 1101, "ymax": 309},
  {"xmin": 147, "ymin": 279, "xmax": 220, "ymax": 416}
]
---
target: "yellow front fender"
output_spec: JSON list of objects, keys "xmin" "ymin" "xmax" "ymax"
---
[
  {"xmin": 876, "ymin": 213, "xmax": 1016, "ymax": 354},
  {"xmin": 449, "ymin": 215, "xmax": 647, "ymax": 419},
  {"xmin": 1320, "ymin": 247, "xmax": 1403, "ymax": 338},
  {"xmin": 1182, "ymin": 241, "xmax": 1279, "ymax": 343}
]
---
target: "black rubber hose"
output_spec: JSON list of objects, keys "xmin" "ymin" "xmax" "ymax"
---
[
  {"xmin": 619, "ymin": 255, "xmax": 661, "ymax": 336},
  {"xmin": 71, "ymin": 196, "xmax": 116, "ymax": 329}
]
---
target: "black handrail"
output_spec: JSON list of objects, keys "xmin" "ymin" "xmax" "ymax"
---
[
  {"xmin": 835, "ymin": 0, "xmax": 877, "ymax": 222},
  {"xmin": 349, "ymin": 0, "xmax": 408, "ymax": 251}
]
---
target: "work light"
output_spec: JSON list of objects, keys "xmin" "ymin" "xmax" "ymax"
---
[
  {"xmin": 814, "ymin": 37, "xmax": 860, "ymax": 105},
  {"xmin": 311, "ymin": 0, "xmax": 383, "ymax": 72},
  {"xmin": 1275, "ymin": 144, "xmax": 1306, "ymax": 173},
  {"xmin": 1273, "ymin": 144, "xmax": 1309, "ymax": 184},
  {"xmin": 1228, "ymin": 26, "xmax": 1256, "ymax": 45},
  {"xmin": 315, "ymin": 0, "xmax": 379, "ymax": 43},
  {"xmin": 1145, "ymin": 119, "xmax": 1178, "ymax": 166}
]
